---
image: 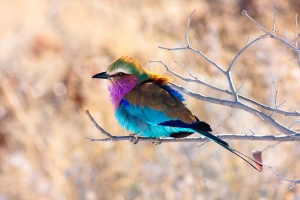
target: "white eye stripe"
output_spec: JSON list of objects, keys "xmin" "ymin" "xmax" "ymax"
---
[{"xmin": 112, "ymin": 68, "xmax": 130, "ymax": 74}]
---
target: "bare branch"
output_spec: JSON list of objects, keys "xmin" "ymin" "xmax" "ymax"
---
[
  {"xmin": 169, "ymin": 83, "xmax": 300, "ymax": 136},
  {"xmin": 227, "ymin": 33, "xmax": 269, "ymax": 72},
  {"xmin": 158, "ymin": 11, "xmax": 225, "ymax": 74},
  {"xmin": 175, "ymin": 61, "xmax": 199, "ymax": 80},
  {"xmin": 266, "ymin": 165, "xmax": 300, "ymax": 188},
  {"xmin": 86, "ymin": 134, "xmax": 300, "ymax": 143},
  {"xmin": 86, "ymin": 110, "xmax": 116, "ymax": 141},
  {"xmin": 86, "ymin": 111, "xmax": 300, "ymax": 142},
  {"xmin": 87, "ymin": 133, "xmax": 300, "ymax": 143},
  {"xmin": 242, "ymin": 10, "xmax": 269, "ymax": 33},
  {"xmin": 184, "ymin": 10, "xmax": 195, "ymax": 47},
  {"xmin": 283, "ymin": 49, "xmax": 299, "ymax": 63},
  {"xmin": 150, "ymin": 60, "xmax": 195, "ymax": 82},
  {"xmin": 270, "ymin": 77, "xmax": 287, "ymax": 117},
  {"xmin": 151, "ymin": 60, "xmax": 300, "ymax": 116},
  {"xmin": 226, "ymin": 72, "xmax": 239, "ymax": 102},
  {"xmin": 154, "ymin": 9, "xmax": 300, "ymax": 140},
  {"xmin": 271, "ymin": 6, "xmax": 278, "ymax": 32},
  {"xmin": 243, "ymin": 9, "xmax": 299, "ymax": 53}
]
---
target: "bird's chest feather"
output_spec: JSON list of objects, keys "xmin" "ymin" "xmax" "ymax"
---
[
  {"xmin": 108, "ymin": 75, "xmax": 138, "ymax": 109},
  {"xmin": 114, "ymin": 102, "xmax": 148, "ymax": 134}
]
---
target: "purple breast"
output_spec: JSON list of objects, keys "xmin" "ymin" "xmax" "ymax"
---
[{"xmin": 108, "ymin": 75, "xmax": 138, "ymax": 109}]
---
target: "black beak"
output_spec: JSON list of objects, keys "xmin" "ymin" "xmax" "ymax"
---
[{"xmin": 92, "ymin": 72, "xmax": 111, "ymax": 79}]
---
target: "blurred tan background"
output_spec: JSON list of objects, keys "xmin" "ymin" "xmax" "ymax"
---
[{"xmin": 1, "ymin": 0, "xmax": 300, "ymax": 199}]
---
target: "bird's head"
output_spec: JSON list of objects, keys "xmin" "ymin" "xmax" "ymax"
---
[
  {"xmin": 93, "ymin": 56, "xmax": 171, "ymax": 108},
  {"xmin": 92, "ymin": 56, "xmax": 151, "ymax": 86}
]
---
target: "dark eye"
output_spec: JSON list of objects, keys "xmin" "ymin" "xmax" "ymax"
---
[{"xmin": 117, "ymin": 72, "xmax": 126, "ymax": 76}]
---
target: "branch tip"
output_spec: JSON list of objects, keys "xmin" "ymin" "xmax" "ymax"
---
[
  {"xmin": 85, "ymin": 137, "xmax": 94, "ymax": 141},
  {"xmin": 189, "ymin": 10, "xmax": 196, "ymax": 18}
]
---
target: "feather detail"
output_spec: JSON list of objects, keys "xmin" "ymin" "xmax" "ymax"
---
[{"xmin": 148, "ymin": 74, "xmax": 172, "ymax": 85}]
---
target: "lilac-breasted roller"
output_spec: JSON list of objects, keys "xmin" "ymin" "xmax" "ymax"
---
[{"xmin": 93, "ymin": 56, "xmax": 262, "ymax": 171}]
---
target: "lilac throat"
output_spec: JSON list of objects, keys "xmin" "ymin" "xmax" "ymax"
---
[{"xmin": 108, "ymin": 75, "xmax": 138, "ymax": 109}]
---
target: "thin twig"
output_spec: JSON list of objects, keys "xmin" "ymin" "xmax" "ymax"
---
[
  {"xmin": 212, "ymin": 113, "xmax": 233, "ymax": 133},
  {"xmin": 242, "ymin": 10, "xmax": 269, "ymax": 33},
  {"xmin": 243, "ymin": 10, "xmax": 299, "ymax": 53},
  {"xmin": 86, "ymin": 110, "xmax": 116, "ymax": 140},
  {"xmin": 175, "ymin": 61, "xmax": 198, "ymax": 80},
  {"xmin": 158, "ymin": 11, "xmax": 225, "ymax": 74},
  {"xmin": 271, "ymin": 6, "xmax": 278, "ymax": 33},
  {"xmin": 246, "ymin": 35, "xmax": 250, "ymax": 45},
  {"xmin": 242, "ymin": 126, "xmax": 256, "ymax": 135},
  {"xmin": 261, "ymin": 141, "xmax": 281, "ymax": 152},
  {"xmin": 289, "ymin": 120, "xmax": 300, "ymax": 129},
  {"xmin": 185, "ymin": 10, "xmax": 195, "ymax": 47},
  {"xmin": 236, "ymin": 81, "xmax": 247, "ymax": 94},
  {"xmin": 270, "ymin": 77, "xmax": 286, "ymax": 117},
  {"xmin": 284, "ymin": 49, "xmax": 298, "ymax": 62},
  {"xmin": 270, "ymin": 76, "xmax": 278, "ymax": 117},
  {"xmin": 227, "ymin": 33, "xmax": 269, "ymax": 72},
  {"xmin": 265, "ymin": 165, "xmax": 300, "ymax": 188},
  {"xmin": 194, "ymin": 140, "xmax": 209, "ymax": 150}
]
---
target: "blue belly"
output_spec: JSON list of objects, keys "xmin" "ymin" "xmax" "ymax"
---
[{"xmin": 115, "ymin": 103, "xmax": 193, "ymax": 138}]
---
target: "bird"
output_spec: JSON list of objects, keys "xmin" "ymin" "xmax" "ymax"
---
[{"xmin": 92, "ymin": 56, "xmax": 262, "ymax": 172}]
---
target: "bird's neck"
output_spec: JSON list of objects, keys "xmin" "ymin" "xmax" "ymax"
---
[{"xmin": 108, "ymin": 75, "xmax": 138, "ymax": 109}]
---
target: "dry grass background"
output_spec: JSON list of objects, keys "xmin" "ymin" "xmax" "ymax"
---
[{"xmin": 0, "ymin": 0, "xmax": 300, "ymax": 199}]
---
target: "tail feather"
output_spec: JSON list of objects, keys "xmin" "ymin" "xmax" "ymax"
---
[
  {"xmin": 194, "ymin": 128, "xmax": 229, "ymax": 148},
  {"xmin": 194, "ymin": 128, "xmax": 262, "ymax": 172},
  {"xmin": 160, "ymin": 118, "xmax": 262, "ymax": 172}
]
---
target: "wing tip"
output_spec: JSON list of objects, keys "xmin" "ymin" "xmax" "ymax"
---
[{"xmin": 194, "ymin": 116, "xmax": 212, "ymax": 132}]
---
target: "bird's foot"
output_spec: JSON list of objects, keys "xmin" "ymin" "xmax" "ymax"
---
[
  {"xmin": 130, "ymin": 134, "xmax": 139, "ymax": 144},
  {"xmin": 153, "ymin": 138, "xmax": 162, "ymax": 145}
]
